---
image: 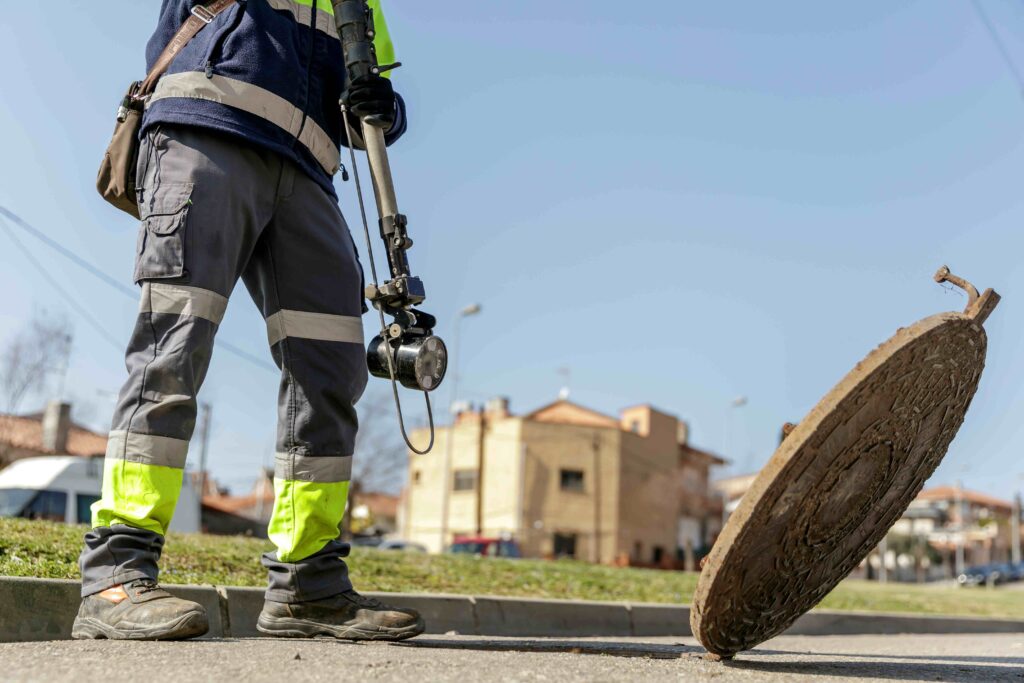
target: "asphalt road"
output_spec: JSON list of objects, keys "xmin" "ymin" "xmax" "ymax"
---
[{"xmin": 1, "ymin": 633, "xmax": 1021, "ymax": 682}]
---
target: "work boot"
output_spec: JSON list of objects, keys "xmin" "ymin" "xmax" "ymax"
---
[
  {"xmin": 71, "ymin": 579, "xmax": 209, "ymax": 640},
  {"xmin": 257, "ymin": 590, "xmax": 425, "ymax": 641}
]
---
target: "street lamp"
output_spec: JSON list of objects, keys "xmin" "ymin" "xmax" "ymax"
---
[
  {"xmin": 438, "ymin": 303, "xmax": 482, "ymax": 552},
  {"xmin": 723, "ymin": 395, "xmax": 748, "ymax": 473}
]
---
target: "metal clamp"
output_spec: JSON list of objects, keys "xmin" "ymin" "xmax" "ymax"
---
[{"xmin": 191, "ymin": 5, "xmax": 216, "ymax": 23}]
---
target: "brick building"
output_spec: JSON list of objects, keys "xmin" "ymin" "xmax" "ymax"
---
[{"xmin": 403, "ymin": 399, "xmax": 726, "ymax": 565}]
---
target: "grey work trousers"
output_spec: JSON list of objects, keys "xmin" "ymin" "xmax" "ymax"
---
[{"xmin": 79, "ymin": 125, "xmax": 367, "ymax": 603}]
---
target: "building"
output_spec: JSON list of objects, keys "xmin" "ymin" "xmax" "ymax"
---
[
  {"xmin": 352, "ymin": 491, "xmax": 400, "ymax": 536},
  {"xmin": 200, "ymin": 469, "xmax": 275, "ymax": 537},
  {"xmin": 893, "ymin": 486, "xmax": 1021, "ymax": 574},
  {"xmin": 403, "ymin": 398, "xmax": 727, "ymax": 565},
  {"xmin": 712, "ymin": 471, "xmax": 1024, "ymax": 581},
  {"xmin": 0, "ymin": 401, "xmax": 106, "ymax": 468},
  {"xmin": 713, "ymin": 472, "xmax": 758, "ymax": 518}
]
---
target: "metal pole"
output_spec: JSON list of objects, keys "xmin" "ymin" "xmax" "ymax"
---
[
  {"xmin": 591, "ymin": 436, "xmax": 600, "ymax": 563},
  {"xmin": 475, "ymin": 408, "xmax": 486, "ymax": 535},
  {"xmin": 517, "ymin": 443, "xmax": 528, "ymax": 548},
  {"xmin": 197, "ymin": 403, "xmax": 212, "ymax": 496},
  {"xmin": 878, "ymin": 534, "xmax": 888, "ymax": 584},
  {"xmin": 1012, "ymin": 492, "xmax": 1021, "ymax": 565},
  {"xmin": 438, "ymin": 304, "xmax": 481, "ymax": 552},
  {"xmin": 955, "ymin": 480, "xmax": 966, "ymax": 577}
]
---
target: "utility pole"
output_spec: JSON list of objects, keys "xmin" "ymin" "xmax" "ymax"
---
[
  {"xmin": 475, "ymin": 408, "xmax": 487, "ymax": 535},
  {"xmin": 439, "ymin": 304, "xmax": 481, "ymax": 552},
  {"xmin": 878, "ymin": 534, "xmax": 888, "ymax": 584},
  {"xmin": 197, "ymin": 403, "xmax": 212, "ymax": 496},
  {"xmin": 1012, "ymin": 492, "xmax": 1022, "ymax": 565},
  {"xmin": 592, "ymin": 434, "xmax": 602, "ymax": 563},
  {"xmin": 516, "ymin": 443, "xmax": 528, "ymax": 548},
  {"xmin": 955, "ymin": 480, "xmax": 966, "ymax": 577}
]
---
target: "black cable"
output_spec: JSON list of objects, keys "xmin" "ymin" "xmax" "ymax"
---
[
  {"xmin": 0, "ymin": 207, "xmax": 138, "ymax": 299},
  {"xmin": 0, "ymin": 207, "xmax": 278, "ymax": 373},
  {"xmin": 970, "ymin": 0, "xmax": 1024, "ymax": 99},
  {"xmin": 0, "ymin": 216, "xmax": 125, "ymax": 351}
]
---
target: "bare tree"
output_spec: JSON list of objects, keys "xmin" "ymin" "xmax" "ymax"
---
[
  {"xmin": 0, "ymin": 310, "xmax": 73, "ymax": 414},
  {"xmin": 351, "ymin": 389, "xmax": 408, "ymax": 494},
  {"xmin": 341, "ymin": 388, "xmax": 410, "ymax": 538},
  {"xmin": 0, "ymin": 311, "xmax": 73, "ymax": 466}
]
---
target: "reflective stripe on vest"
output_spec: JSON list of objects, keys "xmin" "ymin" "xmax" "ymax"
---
[{"xmin": 147, "ymin": 72, "xmax": 342, "ymax": 175}]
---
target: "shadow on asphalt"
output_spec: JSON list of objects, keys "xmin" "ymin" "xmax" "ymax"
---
[
  {"xmin": 764, "ymin": 649, "xmax": 1024, "ymax": 666},
  {"xmin": 393, "ymin": 638, "xmax": 1023, "ymax": 682},
  {"xmin": 392, "ymin": 638, "xmax": 696, "ymax": 660},
  {"xmin": 724, "ymin": 659, "xmax": 1022, "ymax": 683}
]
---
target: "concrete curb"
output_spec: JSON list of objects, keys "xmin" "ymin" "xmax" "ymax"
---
[{"xmin": 2, "ymin": 577, "xmax": 1023, "ymax": 643}]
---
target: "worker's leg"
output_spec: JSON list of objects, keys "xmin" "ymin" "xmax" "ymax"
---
[
  {"xmin": 245, "ymin": 163, "xmax": 423, "ymax": 640},
  {"xmin": 79, "ymin": 125, "xmax": 278, "ymax": 598},
  {"xmin": 240, "ymin": 159, "xmax": 368, "ymax": 603}
]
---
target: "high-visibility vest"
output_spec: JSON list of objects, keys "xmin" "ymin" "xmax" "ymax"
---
[{"xmin": 142, "ymin": 0, "xmax": 406, "ymax": 197}]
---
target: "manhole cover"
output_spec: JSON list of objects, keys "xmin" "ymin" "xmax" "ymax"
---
[{"xmin": 691, "ymin": 267, "xmax": 1000, "ymax": 658}]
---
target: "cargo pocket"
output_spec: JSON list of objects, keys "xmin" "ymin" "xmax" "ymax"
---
[{"xmin": 134, "ymin": 182, "xmax": 193, "ymax": 283}]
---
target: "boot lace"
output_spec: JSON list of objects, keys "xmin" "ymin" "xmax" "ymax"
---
[
  {"xmin": 345, "ymin": 590, "xmax": 385, "ymax": 609},
  {"xmin": 128, "ymin": 578, "xmax": 161, "ymax": 595}
]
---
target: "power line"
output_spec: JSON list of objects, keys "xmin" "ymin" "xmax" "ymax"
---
[
  {"xmin": 0, "ymin": 206, "xmax": 278, "ymax": 373},
  {"xmin": 970, "ymin": 0, "xmax": 1024, "ymax": 100},
  {"xmin": 0, "ymin": 216, "xmax": 124, "ymax": 351},
  {"xmin": 0, "ymin": 207, "xmax": 138, "ymax": 299}
]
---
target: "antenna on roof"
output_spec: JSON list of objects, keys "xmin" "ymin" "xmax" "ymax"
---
[{"xmin": 557, "ymin": 366, "xmax": 571, "ymax": 400}]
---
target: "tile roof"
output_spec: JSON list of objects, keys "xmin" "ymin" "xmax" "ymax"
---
[
  {"xmin": 0, "ymin": 414, "xmax": 107, "ymax": 457},
  {"xmin": 917, "ymin": 485, "xmax": 1013, "ymax": 511}
]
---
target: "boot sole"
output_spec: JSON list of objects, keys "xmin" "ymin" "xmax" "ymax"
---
[
  {"xmin": 256, "ymin": 613, "xmax": 425, "ymax": 642},
  {"xmin": 71, "ymin": 610, "xmax": 209, "ymax": 641}
]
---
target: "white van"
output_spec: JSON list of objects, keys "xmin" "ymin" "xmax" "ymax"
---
[{"xmin": 0, "ymin": 455, "xmax": 200, "ymax": 532}]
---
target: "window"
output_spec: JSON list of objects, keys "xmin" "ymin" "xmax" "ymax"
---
[
  {"xmin": 0, "ymin": 489, "xmax": 37, "ymax": 517},
  {"xmin": 553, "ymin": 533, "xmax": 577, "ymax": 559},
  {"xmin": 559, "ymin": 469, "xmax": 585, "ymax": 492},
  {"xmin": 630, "ymin": 420, "xmax": 641, "ymax": 434},
  {"xmin": 75, "ymin": 493, "xmax": 100, "ymax": 525},
  {"xmin": 653, "ymin": 546, "xmax": 665, "ymax": 564},
  {"xmin": 453, "ymin": 469, "xmax": 477, "ymax": 492},
  {"xmin": 4, "ymin": 489, "xmax": 68, "ymax": 522},
  {"xmin": 412, "ymin": 471, "xmax": 422, "ymax": 485}
]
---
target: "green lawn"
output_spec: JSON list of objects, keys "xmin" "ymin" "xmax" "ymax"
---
[{"xmin": 2, "ymin": 519, "xmax": 1022, "ymax": 618}]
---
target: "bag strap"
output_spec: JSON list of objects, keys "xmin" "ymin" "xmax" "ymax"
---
[{"xmin": 137, "ymin": 0, "xmax": 238, "ymax": 97}]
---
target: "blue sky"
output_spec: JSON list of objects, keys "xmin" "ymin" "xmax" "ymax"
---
[{"xmin": 1, "ymin": 1, "xmax": 1023, "ymax": 497}]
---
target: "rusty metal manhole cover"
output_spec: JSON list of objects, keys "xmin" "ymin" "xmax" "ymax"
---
[{"xmin": 691, "ymin": 267, "xmax": 1001, "ymax": 658}]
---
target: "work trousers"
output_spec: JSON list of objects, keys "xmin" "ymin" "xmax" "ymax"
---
[{"xmin": 79, "ymin": 125, "xmax": 368, "ymax": 602}]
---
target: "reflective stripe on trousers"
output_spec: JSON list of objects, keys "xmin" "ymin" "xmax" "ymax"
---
[{"xmin": 82, "ymin": 124, "xmax": 367, "ymax": 601}]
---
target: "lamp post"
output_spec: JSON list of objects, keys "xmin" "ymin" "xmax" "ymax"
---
[
  {"xmin": 437, "ymin": 303, "xmax": 482, "ymax": 552},
  {"xmin": 723, "ymin": 395, "xmax": 748, "ymax": 474}
]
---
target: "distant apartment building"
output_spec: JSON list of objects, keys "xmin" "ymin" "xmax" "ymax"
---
[
  {"xmin": 713, "ymin": 471, "xmax": 1023, "ymax": 580},
  {"xmin": 892, "ymin": 486, "xmax": 1021, "ymax": 573},
  {"xmin": 402, "ymin": 399, "xmax": 727, "ymax": 565}
]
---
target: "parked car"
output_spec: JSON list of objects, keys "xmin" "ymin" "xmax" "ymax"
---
[
  {"xmin": 378, "ymin": 539, "xmax": 428, "ymax": 553},
  {"xmin": 990, "ymin": 563, "xmax": 1020, "ymax": 584},
  {"xmin": 958, "ymin": 563, "xmax": 1014, "ymax": 586},
  {"xmin": 448, "ymin": 536, "xmax": 522, "ymax": 558},
  {"xmin": 0, "ymin": 455, "xmax": 200, "ymax": 532},
  {"xmin": 350, "ymin": 534, "xmax": 384, "ymax": 548}
]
